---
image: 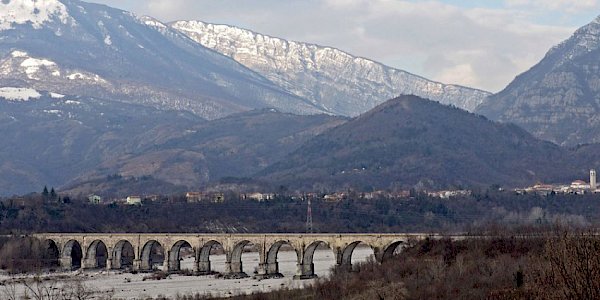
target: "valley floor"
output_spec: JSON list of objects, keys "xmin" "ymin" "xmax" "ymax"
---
[{"xmin": 0, "ymin": 248, "xmax": 373, "ymax": 299}]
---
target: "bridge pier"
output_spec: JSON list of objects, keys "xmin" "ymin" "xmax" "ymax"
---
[
  {"xmin": 60, "ymin": 257, "xmax": 73, "ymax": 271},
  {"xmin": 162, "ymin": 250, "xmax": 171, "ymax": 272},
  {"xmin": 224, "ymin": 261, "xmax": 248, "ymax": 279},
  {"xmin": 83, "ymin": 257, "xmax": 97, "ymax": 269},
  {"xmin": 294, "ymin": 262, "xmax": 317, "ymax": 279},
  {"xmin": 167, "ymin": 250, "xmax": 181, "ymax": 272},
  {"xmin": 112, "ymin": 256, "xmax": 121, "ymax": 269},
  {"xmin": 266, "ymin": 262, "xmax": 281, "ymax": 277},
  {"xmin": 134, "ymin": 259, "xmax": 142, "ymax": 271},
  {"xmin": 255, "ymin": 262, "xmax": 282, "ymax": 279},
  {"xmin": 373, "ymin": 248, "xmax": 385, "ymax": 264},
  {"xmin": 106, "ymin": 257, "xmax": 113, "ymax": 270},
  {"xmin": 195, "ymin": 260, "xmax": 212, "ymax": 274},
  {"xmin": 335, "ymin": 245, "xmax": 357, "ymax": 272}
]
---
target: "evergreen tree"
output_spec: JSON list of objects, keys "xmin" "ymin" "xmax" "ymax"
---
[
  {"xmin": 50, "ymin": 187, "xmax": 57, "ymax": 200},
  {"xmin": 42, "ymin": 186, "xmax": 49, "ymax": 197}
]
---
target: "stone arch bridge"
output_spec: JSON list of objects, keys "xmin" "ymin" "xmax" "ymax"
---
[{"xmin": 33, "ymin": 233, "xmax": 440, "ymax": 279}]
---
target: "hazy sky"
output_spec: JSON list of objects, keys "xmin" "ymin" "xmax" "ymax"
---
[{"xmin": 89, "ymin": 0, "xmax": 600, "ymax": 92}]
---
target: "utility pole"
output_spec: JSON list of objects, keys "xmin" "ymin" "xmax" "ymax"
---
[{"xmin": 306, "ymin": 194, "xmax": 313, "ymax": 233}]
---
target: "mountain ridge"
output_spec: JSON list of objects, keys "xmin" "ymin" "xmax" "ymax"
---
[
  {"xmin": 259, "ymin": 95, "xmax": 585, "ymax": 191},
  {"xmin": 170, "ymin": 20, "xmax": 491, "ymax": 116},
  {"xmin": 477, "ymin": 15, "xmax": 600, "ymax": 145},
  {"xmin": 0, "ymin": 0, "xmax": 326, "ymax": 119}
]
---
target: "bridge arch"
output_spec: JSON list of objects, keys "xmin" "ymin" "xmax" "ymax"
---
[
  {"xmin": 267, "ymin": 240, "xmax": 297, "ymax": 264},
  {"xmin": 380, "ymin": 240, "xmax": 405, "ymax": 263},
  {"xmin": 85, "ymin": 240, "xmax": 108, "ymax": 269},
  {"xmin": 197, "ymin": 240, "xmax": 223, "ymax": 274},
  {"xmin": 140, "ymin": 240, "xmax": 165, "ymax": 271},
  {"xmin": 339, "ymin": 241, "xmax": 375, "ymax": 270},
  {"xmin": 62, "ymin": 240, "xmax": 83, "ymax": 270},
  {"xmin": 296, "ymin": 240, "xmax": 334, "ymax": 279},
  {"xmin": 303, "ymin": 240, "xmax": 329, "ymax": 266},
  {"xmin": 43, "ymin": 239, "xmax": 60, "ymax": 268},
  {"xmin": 228, "ymin": 240, "xmax": 252, "ymax": 277},
  {"xmin": 168, "ymin": 240, "xmax": 194, "ymax": 272},
  {"xmin": 199, "ymin": 240, "xmax": 222, "ymax": 262},
  {"xmin": 265, "ymin": 240, "xmax": 298, "ymax": 277},
  {"xmin": 112, "ymin": 240, "xmax": 135, "ymax": 270}
]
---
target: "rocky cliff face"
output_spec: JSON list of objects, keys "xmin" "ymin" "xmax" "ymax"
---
[
  {"xmin": 477, "ymin": 16, "xmax": 600, "ymax": 146},
  {"xmin": 171, "ymin": 20, "xmax": 490, "ymax": 116}
]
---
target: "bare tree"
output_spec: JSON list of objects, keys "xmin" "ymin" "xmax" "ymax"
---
[
  {"xmin": 22, "ymin": 277, "xmax": 62, "ymax": 300},
  {"xmin": 21, "ymin": 276, "xmax": 98, "ymax": 300},
  {"xmin": 61, "ymin": 278, "xmax": 97, "ymax": 300},
  {"xmin": 535, "ymin": 230, "xmax": 600, "ymax": 299},
  {"xmin": 1, "ymin": 279, "xmax": 19, "ymax": 300}
]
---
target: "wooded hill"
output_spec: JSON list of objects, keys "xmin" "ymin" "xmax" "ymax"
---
[{"xmin": 259, "ymin": 95, "xmax": 591, "ymax": 191}]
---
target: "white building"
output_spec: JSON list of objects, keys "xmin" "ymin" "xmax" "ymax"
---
[
  {"xmin": 591, "ymin": 169, "xmax": 597, "ymax": 190},
  {"xmin": 245, "ymin": 192, "xmax": 274, "ymax": 201},
  {"xmin": 126, "ymin": 196, "xmax": 142, "ymax": 205},
  {"xmin": 571, "ymin": 180, "xmax": 590, "ymax": 190},
  {"xmin": 88, "ymin": 194, "xmax": 102, "ymax": 204}
]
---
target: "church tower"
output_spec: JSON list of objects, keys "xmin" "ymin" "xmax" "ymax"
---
[{"xmin": 591, "ymin": 169, "xmax": 597, "ymax": 190}]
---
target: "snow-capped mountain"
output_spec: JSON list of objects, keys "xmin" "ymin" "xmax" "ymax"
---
[
  {"xmin": 0, "ymin": 0, "xmax": 325, "ymax": 119},
  {"xmin": 171, "ymin": 20, "xmax": 491, "ymax": 115},
  {"xmin": 477, "ymin": 15, "xmax": 600, "ymax": 145}
]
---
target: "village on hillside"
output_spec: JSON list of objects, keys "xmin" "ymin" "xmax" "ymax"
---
[
  {"xmin": 515, "ymin": 169, "xmax": 599, "ymax": 195},
  {"xmin": 74, "ymin": 170, "xmax": 600, "ymax": 206}
]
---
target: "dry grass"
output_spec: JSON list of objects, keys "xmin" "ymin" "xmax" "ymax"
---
[{"xmin": 195, "ymin": 230, "xmax": 600, "ymax": 300}]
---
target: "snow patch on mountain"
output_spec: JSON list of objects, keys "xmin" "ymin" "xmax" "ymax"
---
[
  {"xmin": 0, "ymin": 0, "xmax": 73, "ymax": 31},
  {"xmin": 1, "ymin": 51, "xmax": 110, "ymax": 84},
  {"xmin": 0, "ymin": 87, "xmax": 41, "ymax": 101},
  {"xmin": 2, "ymin": 51, "xmax": 61, "ymax": 79},
  {"xmin": 546, "ymin": 15, "xmax": 600, "ymax": 66},
  {"xmin": 11, "ymin": 50, "xmax": 28, "ymax": 58},
  {"xmin": 43, "ymin": 109, "xmax": 61, "ymax": 115},
  {"xmin": 21, "ymin": 57, "xmax": 57, "ymax": 76},
  {"xmin": 139, "ymin": 16, "xmax": 166, "ymax": 29},
  {"xmin": 50, "ymin": 92, "xmax": 64, "ymax": 98},
  {"xmin": 104, "ymin": 35, "xmax": 112, "ymax": 45},
  {"xmin": 66, "ymin": 72, "xmax": 105, "ymax": 82}
]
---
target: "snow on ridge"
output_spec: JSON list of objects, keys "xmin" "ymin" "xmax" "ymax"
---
[
  {"xmin": 8, "ymin": 51, "xmax": 61, "ymax": 78},
  {"xmin": 11, "ymin": 50, "xmax": 28, "ymax": 58},
  {"xmin": 67, "ymin": 72, "xmax": 106, "ymax": 83},
  {"xmin": 0, "ymin": 0, "xmax": 73, "ymax": 31},
  {"xmin": 20, "ymin": 57, "xmax": 56, "ymax": 75},
  {"xmin": 0, "ymin": 87, "xmax": 41, "ymax": 101},
  {"xmin": 139, "ymin": 15, "xmax": 166, "ymax": 28},
  {"xmin": 171, "ymin": 20, "xmax": 491, "ymax": 113},
  {"xmin": 50, "ymin": 92, "xmax": 64, "ymax": 98}
]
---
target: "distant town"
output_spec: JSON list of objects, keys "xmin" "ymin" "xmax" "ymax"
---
[
  {"xmin": 515, "ymin": 169, "xmax": 599, "ymax": 196},
  {"xmin": 75, "ymin": 170, "xmax": 600, "ymax": 206},
  {"xmin": 81, "ymin": 189, "xmax": 476, "ymax": 206}
]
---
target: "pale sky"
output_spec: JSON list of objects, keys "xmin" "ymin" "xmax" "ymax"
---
[{"xmin": 90, "ymin": 0, "xmax": 600, "ymax": 92}]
